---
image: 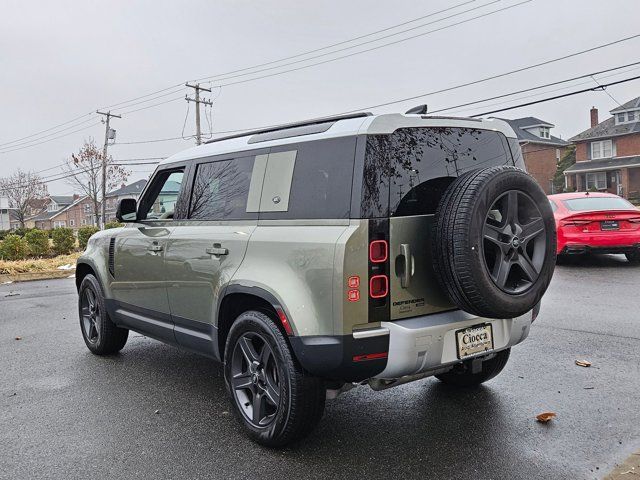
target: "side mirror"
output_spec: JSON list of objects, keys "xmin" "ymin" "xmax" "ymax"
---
[{"xmin": 116, "ymin": 198, "xmax": 138, "ymax": 222}]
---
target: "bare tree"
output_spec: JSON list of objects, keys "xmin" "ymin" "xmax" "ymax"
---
[
  {"xmin": 63, "ymin": 138, "xmax": 129, "ymax": 228},
  {"xmin": 0, "ymin": 169, "xmax": 48, "ymax": 228}
]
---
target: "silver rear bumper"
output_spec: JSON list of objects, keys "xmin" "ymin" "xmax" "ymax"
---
[{"xmin": 373, "ymin": 309, "xmax": 533, "ymax": 380}]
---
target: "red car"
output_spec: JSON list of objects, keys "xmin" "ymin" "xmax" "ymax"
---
[{"xmin": 549, "ymin": 192, "xmax": 640, "ymax": 263}]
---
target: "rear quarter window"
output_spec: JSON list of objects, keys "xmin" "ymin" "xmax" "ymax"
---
[{"xmin": 259, "ymin": 137, "xmax": 356, "ymax": 220}]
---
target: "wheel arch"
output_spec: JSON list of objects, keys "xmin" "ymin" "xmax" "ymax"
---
[{"xmin": 216, "ymin": 284, "xmax": 293, "ymax": 360}]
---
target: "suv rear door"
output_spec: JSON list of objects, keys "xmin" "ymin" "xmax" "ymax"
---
[
  {"xmin": 163, "ymin": 153, "xmax": 264, "ymax": 353},
  {"xmin": 365, "ymin": 127, "xmax": 517, "ymax": 320}
]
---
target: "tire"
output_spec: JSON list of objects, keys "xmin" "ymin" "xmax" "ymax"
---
[
  {"xmin": 432, "ymin": 166, "xmax": 556, "ymax": 319},
  {"xmin": 224, "ymin": 311, "xmax": 325, "ymax": 447},
  {"xmin": 78, "ymin": 274, "xmax": 128, "ymax": 355},
  {"xmin": 626, "ymin": 250, "xmax": 640, "ymax": 265},
  {"xmin": 436, "ymin": 348, "xmax": 511, "ymax": 387}
]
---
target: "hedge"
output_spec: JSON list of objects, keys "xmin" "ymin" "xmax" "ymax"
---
[
  {"xmin": 51, "ymin": 227, "xmax": 75, "ymax": 255},
  {"xmin": 105, "ymin": 222, "xmax": 124, "ymax": 229},
  {"xmin": 78, "ymin": 226, "xmax": 100, "ymax": 249},
  {"xmin": 0, "ymin": 234, "xmax": 29, "ymax": 260},
  {"xmin": 24, "ymin": 229, "xmax": 49, "ymax": 257}
]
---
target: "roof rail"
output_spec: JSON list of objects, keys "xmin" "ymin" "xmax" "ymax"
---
[{"xmin": 203, "ymin": 111, "xmax": 372, "ymax": 145}]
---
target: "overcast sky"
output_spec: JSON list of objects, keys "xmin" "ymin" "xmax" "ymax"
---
[{"xmin": 1, "ymin": 0, "xmax": 640, "ymax": 195}]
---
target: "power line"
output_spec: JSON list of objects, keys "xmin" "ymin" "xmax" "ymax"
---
[
  {"xmin": 0, "ymin": 2, "xmax": 478, "ymax": 146},
  {"xmin": 206, "ymin": 1, "xmax": 532, "ymax": 88},
  {"xmin": 427, "ymin": 61, "xmax": 640, "ymax": 115},
  {"xmin": 342, "ymin": 32, "xmax": 640, "ymax": 113},
  {"xmin": 0, "ymin": 122, "xmax": 102, "ymax": 155},
  {"xmin": 197, "ymin": 0, "xmax": 502, "ymax": 84},
  {"xmin": 470, "ymin": 74, "xmax": 640, "ymax": 117},
  {"xmin": 192, "ymin": 1, "xmax": 475, "ymax": 83}
]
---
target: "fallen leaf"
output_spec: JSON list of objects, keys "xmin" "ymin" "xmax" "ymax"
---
[
  {"xmin": 14, "ymin": 336, "xmax": 22, "ymax": 341},
  {"xmin": 575, "ymin": 359, "xmax": 592, "ymax": 367},
  {"xmin": 536, "ymin": 412, "xmax": 557, "ymax": 423}
]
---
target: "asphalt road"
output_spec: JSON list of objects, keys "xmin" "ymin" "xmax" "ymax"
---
[{"xmin": 1, "ymin": 255, "xmax": 639, "ymax": 480}]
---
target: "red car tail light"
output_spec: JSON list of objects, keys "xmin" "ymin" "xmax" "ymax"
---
[
  {"xmin": 369, "ymin": 275, "xmax": 388, "ymax": 299},
  {"xmin": 369, "ymin": 240, "xmax": 388, "ymax": 263},
  {"xmin": 347, "ymin": 275, "xmax": 360, "ymax": 288},
  {"xmin": 628, "ymin": 218, "xmax": 640, "ymax": 224},
  {"xmin": 561, "ymin": 219, "xmax": 592, "ymax": 227}
]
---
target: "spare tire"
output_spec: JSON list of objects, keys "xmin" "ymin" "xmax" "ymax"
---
[{"xmin": 432, "ymin": 166, "xmax": 556, "ymax": 319}]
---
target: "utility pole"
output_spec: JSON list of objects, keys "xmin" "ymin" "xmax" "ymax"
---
[
  {"xmin": 185, "ymin": 83, "xmax": 212, "ymax": 145},
  {"xmin": 96, "ymin": 110, "xmax": 120, "ymax": 229}
]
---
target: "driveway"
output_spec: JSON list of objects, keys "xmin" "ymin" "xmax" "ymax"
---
[{"xmin": 1, "ymin": 255, "xmax": 638, "ymax": 479}]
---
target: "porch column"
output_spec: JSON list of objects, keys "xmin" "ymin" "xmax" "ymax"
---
[{"xmin": 620, "ymin": 168, "xmax": 630, "ymax": 199}]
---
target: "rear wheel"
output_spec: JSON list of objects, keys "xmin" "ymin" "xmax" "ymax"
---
[
  {"xmin": 78, "ymin": 274, "xmax": 128, "ymax": 355},
  {"xmin": 224, "ymin": 311, "xmax": 325, "ymax": 447},
  {"xmin": 626, "ymin": 250, "xmax": 640, "ymax": 265},
  {"xmin": 436, "ymin": 349, "xmax": 510, "ymax": 387}
]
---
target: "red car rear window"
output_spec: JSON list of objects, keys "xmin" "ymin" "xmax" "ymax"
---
[{"xmin": 563, "ymin": 197, "xmax": 635, "ymax": 211}]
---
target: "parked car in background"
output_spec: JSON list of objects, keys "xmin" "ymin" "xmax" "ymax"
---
[{"xmin": 549, "ymin": 192, "xmax": 640, "ymax": 263}]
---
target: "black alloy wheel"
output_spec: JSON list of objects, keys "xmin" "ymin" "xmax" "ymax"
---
[
  {"xmin": 483, "ymin": 190, "xmax": 547, "ymax": 294},
  {"xmin": 230, "ymin": 331, "xmax": 281, "ymax": 427},
  {"xmin": 80, "ymin": 287, "xmax": 101, "ymax": 345}
]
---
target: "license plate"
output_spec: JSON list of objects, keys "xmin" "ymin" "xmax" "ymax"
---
[
  {"xmin": 601, "ymin": 220, "xmax": 619, "ymax": 231},
  {"xmin": 456, "ymin": 324, "xmax": 494, "ymax": 359}
]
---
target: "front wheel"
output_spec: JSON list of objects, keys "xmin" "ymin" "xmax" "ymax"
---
[
  {"xmin": 78, "ymin": 274, "xmax": 128, "ymax": 355},
  {"xmin": 224, "ymin": 311, "xmax": 325, "ymax": 447},
  {"xmin": 436, "ymin": 349, "xmax": 511, "ymax": 387}
]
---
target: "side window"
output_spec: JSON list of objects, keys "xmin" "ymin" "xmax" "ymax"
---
[
  {"xmin": 142, "ymin": 169, "xmax": 185, "ymax": 220},
  {"xmin": 259, "ymin": 137, "xmax": 356, "ymax": 220},
  {"xmin": 189, "ymin": 156, "xmax": 255, "ymax": 220}
]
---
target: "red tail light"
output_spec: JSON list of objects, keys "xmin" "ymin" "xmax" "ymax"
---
[
  {"xmin": 629, "ymin": 218, "xmax": 640, "ymax": 224},
  {"xmin": 561, "ymin": 219, "xmax": 592, "ymax": 227},
  {"xmin": 369, "ymin": 275, "xmax": 388, "ymax": 298},
  {"xmin": 369, "ymin": 240, "xmax": 388, "ymax": 263},
  {"xmin": 347, "ymin": 289, "xmax": 360, "ymax": 302}
]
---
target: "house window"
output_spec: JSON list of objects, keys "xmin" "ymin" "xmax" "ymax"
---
[
  {"xmin": 591, "ymin": 139, "xmax": 612, "ymax": 159},
  {"xmin": 586, "ymin": 172, "xmax": 607, "ymax": 190},
  {"xmin": 69, "ymin": 219, "xmax": 75, "ymax": 226},
  {"xmin": 81, "ymin": 219, "xmax": 87, "ymax": 225},
  {"xmin": 539, "ymin": 126, "xmax": 550, "ymax": 139},
  {"xmin": 84, "ymin": 204, "xmax": 91, "ymax": 213},
  {"xmin": 618, "ymin": 113, "xmax": 626, "ymax": 123},
  {"xmin": 629, "ymin": 111, "xmax": 636, "ymax": 122}
]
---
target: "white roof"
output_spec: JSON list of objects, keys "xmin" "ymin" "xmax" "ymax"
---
[{"xmin": 160, "ymin": 113, "xmax": 518, "ymax": 166}]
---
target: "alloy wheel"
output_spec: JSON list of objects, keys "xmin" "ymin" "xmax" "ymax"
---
[
  {"xmin": 482, "ymin": 190, "xmax": 547, "ymax": 294},
  {"xmin": 81, "ymin": 288, "xmax": 100, "ymax": 344},
  {"xmin": 230, "ymin": 332, "xmax": 281, "ymax": 427}
]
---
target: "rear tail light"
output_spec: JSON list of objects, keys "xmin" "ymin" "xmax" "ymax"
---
[
  {"xmin": 628, "ymin": 218, "xmax": 640, "ymax": 224},
  {"xmin": 353, "ymin": 352, "xmax": 388, "ymax": 362},
  {"xmin": 369, "ymin": 240, "xmax": 388, "ymax": 263},
  {"xmin": 347, "ymin": 289, "xmax": 360, "ymax": 302},
  {"xmin": 347, "ymin": 275, "xmax": 360, "ymax": 288},
  {"xmin": 369, "ymin": 275, "xmax": 388, "ymax": 299},
  {"xmin": 561, "ymin": 219, "xmax": 592, "ymax": 227}
]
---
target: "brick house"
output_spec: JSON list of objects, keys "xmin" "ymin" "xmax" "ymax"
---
[
  {"xmin": 565, "ymin": 97, "xmax": 640, "ymax": 199},
  {"xmin": 31, "ymin": 195, "xmax": 78, "ymax": 230},
  {"xmin": 497, "ymin": 117, "xmax": 570, "ymax": 194}
]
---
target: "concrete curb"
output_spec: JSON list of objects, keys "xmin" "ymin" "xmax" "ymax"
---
[
  {"xmin": 0, "ymin": 269, "xmax": 75, "ymax": 283},
  {"xmin": 604, "ymin": 449, "xmax": 640, "ymax": 479}
]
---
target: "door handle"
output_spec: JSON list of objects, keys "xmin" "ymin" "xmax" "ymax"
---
[
  {"xmin": 148, "ymin": 244, "xmax": 163, "ymax": 252},
  {"xmin": 206, "ymin": 244, "xmax": 228, "ymax": 256},
  {"xmin": 400, "ymin": 243, "xmax": 412, "ymax": 289}
]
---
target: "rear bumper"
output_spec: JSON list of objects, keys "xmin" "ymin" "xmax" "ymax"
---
[
  {"xmin": 289, "ymin": 307, "xmax": 536, "ymax": 383},
  {"xmin": 374, "ymin": 309, "xmax": 533, "ymax": 379},
  {"xmin": 560, "ymin": 243, "xmax": 640, "ymax": 255}
]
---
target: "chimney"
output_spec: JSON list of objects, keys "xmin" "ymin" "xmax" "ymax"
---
[
  {"xmin": 121, "ymin": 183, "xmax": 126, "ymax": 189},
  {"xmin": 590, "ymin": 106, "xmax": 599, "ymax": 128},
  {"xmin": 73, "ymin": 194, "xmax": 80, "ymax": 200}
]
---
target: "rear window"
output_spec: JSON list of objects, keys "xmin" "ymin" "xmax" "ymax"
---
[
  {"xmin": 563, "ymin": 196, "xmax": 636, "ymax": 212},
  {"xmin": 362, "ymin": 127, "xmax": 514, "ymax": 218}
]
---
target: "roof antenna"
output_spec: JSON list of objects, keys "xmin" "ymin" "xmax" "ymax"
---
[{"xmin": 405, "ymin": 104, "xmax": 429, "ymax": 115}]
